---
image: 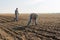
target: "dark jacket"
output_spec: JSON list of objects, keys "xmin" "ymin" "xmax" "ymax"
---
[
  {"xmin": 15, "ymin": 10, "xmax": 18, "ymax": 15},
  {"xmin": 30, "ymin": 13, "xmax": 38, "ymax": 20}
]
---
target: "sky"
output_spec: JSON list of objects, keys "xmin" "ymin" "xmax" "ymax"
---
[{"xmin": 0, "ymin": 0, "xmax": 60, "ymax": 14}]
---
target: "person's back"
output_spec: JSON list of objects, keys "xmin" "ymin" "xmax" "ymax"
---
[
  {"xmin": 15, "ymin": 8, "xmax": 18, "ymax": 15},
  {"xmin": 30, "ymin": 13, "xmax": 38, "ymax": 20},
  {"xmin": 27, "ymin": 13, "xmax": 38, "ymax": 26}
]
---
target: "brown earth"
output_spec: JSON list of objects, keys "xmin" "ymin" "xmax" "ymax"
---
[{"xmin": 0, "ymin": 13, "xmax": 60, "ymax": 40}]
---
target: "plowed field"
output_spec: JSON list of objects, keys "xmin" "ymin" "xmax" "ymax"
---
[{"xmin": 0, "ymin": 14, "xmax": 60, "ymax": 40}]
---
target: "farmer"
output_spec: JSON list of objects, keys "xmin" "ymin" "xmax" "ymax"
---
[
  {"xmin": 27, "ymin": 13, "xmax": 38, "ymax": 26},
  {"xmin": 14, "ymin": 8, "xmax": 19, "ymax": 21}
]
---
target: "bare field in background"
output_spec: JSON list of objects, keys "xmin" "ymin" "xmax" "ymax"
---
[{"xmin": 0, "ymin": 13, "xmax": 60, "ymax": 40}]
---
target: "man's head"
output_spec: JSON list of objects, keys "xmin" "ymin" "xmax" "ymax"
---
[{"xmin": 16, "ymin": 8, "xmax": 18, "ymax": 10}]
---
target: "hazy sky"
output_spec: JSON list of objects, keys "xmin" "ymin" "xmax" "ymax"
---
[{"xmin": 0, "ymin": 0, "xmax": 60, "ymax": 13}]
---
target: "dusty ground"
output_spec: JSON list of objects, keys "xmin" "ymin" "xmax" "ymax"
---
[{"xmin": 0, "ymin": 13, "xmax": 60, "ymax": 40}]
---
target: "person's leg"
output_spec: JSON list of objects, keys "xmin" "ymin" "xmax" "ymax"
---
[
  {"xmin": 16, "ymin": 15, "xmax": 18, "ymax": 21},
  {"xmin": 35, "ymin": 19, "xmax": 37, "ymax": 25},
  {"xmin": 27, "ymin": 19, "xmax": 31, "ymax": 26}
]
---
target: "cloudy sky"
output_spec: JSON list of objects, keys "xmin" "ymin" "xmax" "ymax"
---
[{"xmin": 0, "ymin": 0, "xmax": 60, "ymax": 13}]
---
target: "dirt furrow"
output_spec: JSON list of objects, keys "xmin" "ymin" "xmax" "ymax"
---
[
  {"xmin": 24, "ymin": 27, "xmax": 60, "ymax": 40},
  {"xmin": 0, "ymin": 25, "xmax": 23, "ymax": 40},
  {"xmin": 0, "ymin": 28, "xmax": 15, "ymax": 40}
]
